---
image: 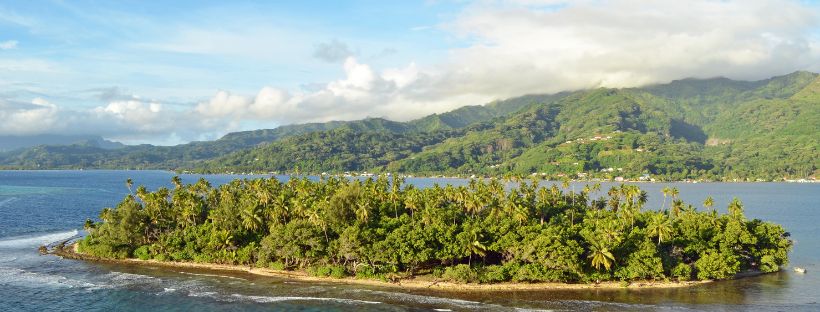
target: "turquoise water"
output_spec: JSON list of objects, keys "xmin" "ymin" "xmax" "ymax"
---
[{"xmin": 0, "ymin": 170, "xmax": 817, "ymax": 311}]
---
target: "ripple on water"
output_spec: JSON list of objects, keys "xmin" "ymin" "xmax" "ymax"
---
[
  {"xmin": 0, "ymin": 267, "xmax": 98, "ymax": 289},
  {"xmin": 0, "ymin": 197, "xmax": 19, "ymax": 208},
  {"xmin": 229, "ymin": 293, "xmax": 381, "ymax": 305},
  {"xmin": 345, "ymin": 288, "xmax": 501, "ymax": 310}
]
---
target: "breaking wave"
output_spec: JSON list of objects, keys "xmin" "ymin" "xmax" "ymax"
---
[{"xmin": 0, "ymin": 229, "xmax": 79, "ymax": 248}]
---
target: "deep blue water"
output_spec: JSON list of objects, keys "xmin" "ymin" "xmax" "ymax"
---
[{"xmin": 0, "ymin": 170, "xmax": 818, "ymax": 311}]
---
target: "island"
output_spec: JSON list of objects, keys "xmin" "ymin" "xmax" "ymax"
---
[{"xmin": 66, "ymin": 176, "xmax": 792, "ymax": 288}]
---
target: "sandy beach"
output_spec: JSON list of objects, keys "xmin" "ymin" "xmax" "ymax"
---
[{"xmin": 54, "ymin": 242, "xmax": 712, "ymax": 291}]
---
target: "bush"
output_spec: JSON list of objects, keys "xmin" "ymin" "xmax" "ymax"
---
[
  {"xmin": 513, "ymin": 263, "xmax": 568, "ymax": 283},
  {"xmin": 759, "ymin": 255, "xmax": 779, "ymax": 273},
  {"xmin": 236, "ymin": 242, "xmax": 258, "ymax": 265},
  {"xmin": 133, "ymin": 245, "xmax": 151, "ymax": 260},
  {"xmin": 695, "ymin": 250, "xmax": 740, "ymax": 280},
  {"xmin": 355, "ymin": 264, "xmax": 376, "ymax": 279},
  {"xmin": 479, "ymin": 265, "xmax": 512, "ymax": 283},
  {"xmin": 308, "ymin": 264, "xmax": 347, "ymax": 278},
  {"xmin": 671, "ymin": 263, "xmax": 692, "ymax": 281},
  {"xmin": 442, "ymin": 264, "xmax": 478, "ymax": 283},
  {"xmin": 268, "ymin": 261, "xmax": 286, "ymax": 271},
  {"xmin": 330, "ymin": 265, "xmax": 347, "ymax": 279},
  {"xmin": 170, "ymin": 250, "xmax": 190, "ymax": 261}
]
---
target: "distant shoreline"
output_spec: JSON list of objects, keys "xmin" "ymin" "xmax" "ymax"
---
[
  {"xmin": 0, "ymin": 168, "xmax": 816, "ymax": 184},
  {"xmin": 53, "ymin": 242, "xmax": 713, "ymax": 291}
]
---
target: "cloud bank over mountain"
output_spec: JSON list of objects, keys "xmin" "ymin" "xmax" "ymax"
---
[{"xmin": 1, "ymin": 0, "xmax": 818, "ymax": 144}]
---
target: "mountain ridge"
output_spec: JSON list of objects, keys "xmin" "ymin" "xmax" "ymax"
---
[{"xmin": 1, "ymin": 71, "xmax": 817, "ymax": 181}]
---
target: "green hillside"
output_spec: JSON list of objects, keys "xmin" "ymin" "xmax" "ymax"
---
[
  {"xmin": 1, "ymin": 72, "xmax": 817, "ymax": 181},
  {"xmin": 0, "ymin": 95, "xmax": 534, "ymax": 169}
]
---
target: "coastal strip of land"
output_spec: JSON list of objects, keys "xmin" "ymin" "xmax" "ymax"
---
[{"xmin": 51, "ymin": 241, "xmax": 710, "ymax": 291}]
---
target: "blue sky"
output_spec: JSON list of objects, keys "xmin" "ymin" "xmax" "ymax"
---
[
  {"xmin": 0, "ymin": 1, "xmax": 459, "ymax": 103},
  {"xmin": 1, "ymin": 1, "xmax": 819, "ymax": 145}
]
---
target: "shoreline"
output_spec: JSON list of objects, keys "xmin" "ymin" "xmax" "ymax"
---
[
  {"xmin": 53, "ymin": 242, "xmax": 714, "ymax": 291},
  {"xmin": 0, "ymin": 168, "xmax": 815, "ymax": 183}
]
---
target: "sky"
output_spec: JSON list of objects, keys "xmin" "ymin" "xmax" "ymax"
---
[{"xmin": 1, "ymin": 0, "xmax": 819, "ymax": 145}]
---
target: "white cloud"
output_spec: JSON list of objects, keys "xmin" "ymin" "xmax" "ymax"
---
[
  {"xmin": 0, "ymin": 40, "xmax": 17, "ymax": 50},
  {"xmin": 93, "ymin": 100, "xmax": 170, "ymax": 133},
  {"xmin": 437, "ymin": 0, "xmax": 820, "ymax": 96},
  {"xmin": 0, "ymin": 98, "xmax": 61, "ymax": 135},
  {"xmin": 195, "ymin": 91, "xmax": 251, "ymax": 118},
  {"xmin": 188, "ymin": 57, "xmax": 462, "ymax": 125}
]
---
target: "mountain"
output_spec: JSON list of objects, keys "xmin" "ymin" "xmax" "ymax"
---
[
  {"xmin": 0, "ymin": 135, "xmax": 124, "ymax": 152},
  {"xmin": 0, "ymin": 94, "xmax": 540, "ymax": 169},
  {"xmin": 1, "ymin": 72, "xmax": 817, "ymax": 181}
]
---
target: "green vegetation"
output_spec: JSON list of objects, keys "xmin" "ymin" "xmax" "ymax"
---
[
  {"xmin": 79, "ymin": 176, "xmax": 792, "ymax": 284},
  {"xmin": 2, "ymin": 72, "xmax": 817, "ymax": 181}
]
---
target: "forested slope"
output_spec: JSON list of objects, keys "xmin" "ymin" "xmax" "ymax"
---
[{"xmin": 2, "ymin": 72, "xmax": 817, "ymax": 181}]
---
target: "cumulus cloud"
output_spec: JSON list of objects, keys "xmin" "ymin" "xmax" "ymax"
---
[
  {"xmin": 312, "ymin": 39, "xmax": 355, "ymax": 63},
  {"xmin": 438, "ymin": 0, "xmax": 820, "ymax": 96},
  {"xmin": 190, "ymin": 57, "xmax": 464, "ymax": 124},
  {"xmin": 93, "ymin": 100, "xmax": 171, "ymax": 133},
  {"xmin": 0, "ymin": 98, "xmax": 61, "ymax": 135},
  {"xmin": 0, "ymin": 40, "xmax": 17, "ymax": 50}
]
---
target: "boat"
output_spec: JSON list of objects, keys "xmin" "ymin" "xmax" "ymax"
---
[{"xmin": 794, "ymin": 267, "xmax": 807, "ymax": 274}]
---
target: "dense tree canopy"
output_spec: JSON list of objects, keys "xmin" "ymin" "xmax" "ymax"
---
[{"xmin": 80, "ymin": 176, "xmax": 792, "ymax": 284}]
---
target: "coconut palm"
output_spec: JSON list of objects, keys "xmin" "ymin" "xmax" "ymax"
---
[
  {"xmin": 703, "ymin": 196, "xmax": 715, "ymax": 211},
  {"xmin": 389, "ymin": 175, "xmax": 403, "ymax": 217},
  {"xmin": 126, "ymin": 178, "xmax": 134, "ymax": 196},
  {"xmin": 588, "ymin": 240, "xmax": 615, "ymax": 271},
  {"xmin": 464, "ymin": 228, "xmax": 487, "ymax": 266},
  {"xmin": 404, "ymin": 188, "xmax": 421, "ymax": 217},
  {"xmin": 671, "ymin": 199, "xmax": 684, "ymax": 218},
  {"xmin": 647, "ymin": 213, "xmax": 673, "ymax": 245},
  {"xmin": 355, "ymin": 200, "xmax": 370, "ymax": 223},
  {"xmin": 728, "ymin": 197, "xmax": 744, "ymax": 218},
  {"xmin": 240, "ymin": 202, "xmax": 263, "ymax": 232},
  {"xmin": 171, "ymin": 176, "xmax": 182, "ymax": 189}
]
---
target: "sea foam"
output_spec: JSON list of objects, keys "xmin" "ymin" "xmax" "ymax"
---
[{"xmin": 0, "ymin": 229, "xmax": 79, "ymax": 248}]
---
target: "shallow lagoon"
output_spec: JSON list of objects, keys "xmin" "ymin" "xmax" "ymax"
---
[{"xmin": 0, "ymin": 170, "xmax": 817, "ymax": 311}]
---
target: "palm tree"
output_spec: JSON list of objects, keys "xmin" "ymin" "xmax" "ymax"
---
[
  {"xmin": 536, "ymin": 187, "xmax": 551, "ymax": 224},
  {"xmin": 607, "ymin": 186, "xmax": 620, "ymax": 212},
  {"xmin": 647, "ymin": 213, "xmax": 672, "ymax": 245},
  {"xmin": 404, "ymin": 188, "xmax": 421, "ymax": 218},
  {"xmin": 588, "ymin": 240, "xmax": 615, "ymax": 271},
  {"xmin": 171, "ymin": 176, "xmax": 183, "ymax": 189},
  {"xmin": 126, "ymin": 178, "xmax": 134, "ymax": 196},
  {"xmin": 728, "ymin": 197, "xmax": 744, "ymax": 218},
  {"xmin": 562, "ymin": 178, "xmax": 576, "ymax": 207},
  {"xmin": 464, "ymin": 229, "xmax": 487, "ymax": 266},
  {"xmin": 307, "ymin": 203, "xmax": 329, "ymax": 243},
  {"xmin": 637, "ymin": 190, "xmax": 648, "ymax": 209},
  {"xmin": 83, "ymin": 218, "xmax": 95, "ymax": 231},
  {"xmin": 661, "ymin": 186, "xmax": 671, "ymax": 211},
  {"xmin": 464, "ymin": 191, "xmax": 482, "ymax": 219},
  {"xmin": 671, "ymin": 199, "xmax": 684, "ymax": 217},
  {"xmin": 389, "ymin": 175, "xmax": 403, "ymax": 218},
  {"xmin": 240, "ymin": 203, "xmax": 263, "ymax": 232},
  {"xmin": 703, "ymin": 196, "xmax": 715, "ymax": 211},
  {"xmin": 355, "ymin": 200, "xmax": 370, "ymax": 223}
]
